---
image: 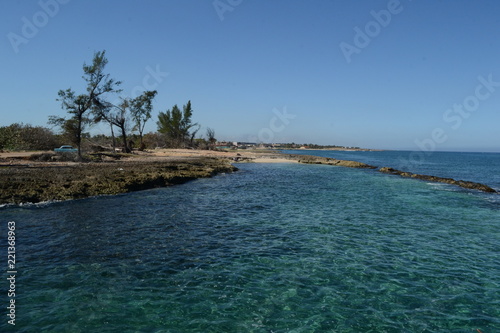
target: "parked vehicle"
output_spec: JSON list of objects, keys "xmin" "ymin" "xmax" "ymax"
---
[{"xmin": 54, "ymin": 145, "xmax": 78, "ymax": 153}]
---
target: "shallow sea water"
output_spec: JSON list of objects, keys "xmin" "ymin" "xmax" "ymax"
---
[{"xmin": 1, "ymin": 156, "xmax": 499, "ymax": 332}]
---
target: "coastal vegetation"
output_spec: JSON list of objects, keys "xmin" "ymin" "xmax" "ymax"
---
[
  {"xmin": 49, "ymin": 50, "xmax": 122, "ymax": 160},
  {"xmin": 0, "ymin": 50, "xmax": 368, "ymax": 156},
  {"xmin": 92, "ymin": 90, "xmax": 157, "ymax": 153},
  {"xmin": 0, "ymin": 50, "xmax": 225, "ymax": 157},
  {"xmin": 157, "ymin": 100, "xmax": 200, "ymax": 148},
  {"xmin": 0, "ymin": 123, "xmax": 61, "ymax": 151}
]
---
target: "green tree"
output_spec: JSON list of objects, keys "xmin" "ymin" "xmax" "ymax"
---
[
  {"xmin": 0, "ymin": 124, "xmax": 20, "ymax": 150},
  {"xmin": 18, "ymin": 124, "xmax": 59, "ymax": 150},
  {"xmin": 51, "ymin": 50, "xmax": 122, "ymax": 160},
  {"xmin": 130, "ymin": 90, "xmax": 157, "ymax": 150},
  {"xmin": 183, "ymin": 101, "xmax": 200, "ymax": 145},
  {"xmin": 49, "ymin": 112, "xmax": 85, "ymax": 147},
  {"xmin": 157, "ymin": 100, "xmax": 199, "ymax": 148},
  {"xmin": 0, "ymin": 123, "xmax": 60, "ymax": 150}
]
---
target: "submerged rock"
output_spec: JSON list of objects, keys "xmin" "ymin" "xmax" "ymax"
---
[
  {"xmin": 297, "ymin": 155, "xmax": 377, "ymax": 169},
  {"xmin": 379, "ymin": 167, "xmax": 497, "ymax": 193}
]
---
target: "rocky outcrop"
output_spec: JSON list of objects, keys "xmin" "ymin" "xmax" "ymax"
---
[
  {"xmin": 297, "ymin": 155, "xmax": 378, "ymax": 169},
  {"xmin": 0, "ymin": 157, "xmax": 237, "ymax": 205},
  {"xmin": 379, "ymin": 167, "xmax": 497, "ymax": 193},
  {"xmin": 293, "ymin": 154, "xmax": 497, "ymax": 193}
]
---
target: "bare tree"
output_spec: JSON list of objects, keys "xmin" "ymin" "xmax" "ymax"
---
[
  {"xmin": 93, "ymin": 98, "xmax": 131, "ymax": 153},
  {"xmin": 206, "ymin": 127, "xmax": 216, "ymax": 150}
]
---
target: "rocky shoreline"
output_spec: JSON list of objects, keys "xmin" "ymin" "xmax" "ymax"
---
[
  {"xmin": 378, "ymin": 167, "xmax": 497, "ymax": 193},
  {"xmin": 0, "ymin": 150, "xmax": 496, "ymax": 205},
  {"xmin": 0, "ymin": 157, "xmax": 237, "ymax": 205},
  {"xmin": 295, "ymin": 155, "xmax": 378, "ymax": 169}
]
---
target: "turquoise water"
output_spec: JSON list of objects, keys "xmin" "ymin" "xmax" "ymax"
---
[
  {"xmin": 284, "ymin": 150, "xmax": 500, "ymax": 191},
  {"xmin": 1, "ymin": 153, "xmax": 499, "ymax": 332}
]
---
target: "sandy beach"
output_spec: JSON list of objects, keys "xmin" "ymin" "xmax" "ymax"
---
[
  {"xmin": 135, "ymin": 148, "xmax": 299, "ymax": 163},
  {"xmin": 0, "ymin": 148, "xmax": 297, "ymax": 166}
]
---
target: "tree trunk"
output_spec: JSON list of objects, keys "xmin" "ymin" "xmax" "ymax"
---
[
  {"xmin": 138, "ymin": 130, "xmax": 144, "ymax": 151},
  {"xmin": 76, "ymin": 114, "xmax": 83, "ymax": 161},
  {"xmin": 110, "ymin": 123, "xmax": 116, "ymax": 153},
  {"xmin": 120, "ymin": 126, "xmax": 131, "ymax": 153}
]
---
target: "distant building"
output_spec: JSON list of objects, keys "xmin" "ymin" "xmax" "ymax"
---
[
  {"xmin": 231, "ymin": 142, "xmax": 257, "ymax": 149},
  {"xmin": 215, "ymin": 141, "xmax": 257, "ymax": 149}
]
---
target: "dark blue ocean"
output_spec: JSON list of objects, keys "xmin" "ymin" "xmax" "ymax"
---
[{"xmin": 1, "ymin": 151, "xmax": 499, "ymax": 332}]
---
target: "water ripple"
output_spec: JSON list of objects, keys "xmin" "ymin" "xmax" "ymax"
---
[{"xmin": 1, "ymin": 163, "xmax": 499, "ymax": 332}]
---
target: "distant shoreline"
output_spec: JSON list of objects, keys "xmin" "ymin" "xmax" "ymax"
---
[{"xmin": 282, "ymin": 147, "xmax": 384, "ymax": 152}]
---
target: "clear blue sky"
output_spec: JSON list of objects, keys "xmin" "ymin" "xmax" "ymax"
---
[{"xmin": 2, "ymin": 0, "xmax": 500, "ymax": 151}]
